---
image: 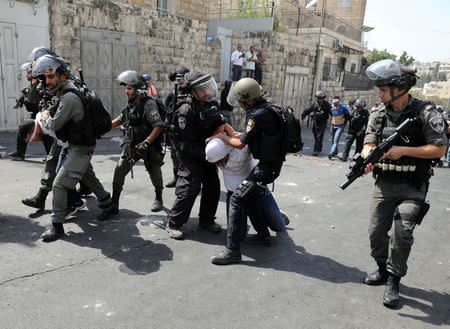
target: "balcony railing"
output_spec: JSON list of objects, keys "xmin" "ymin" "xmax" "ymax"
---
[{"xmin": 208, "ymin": 5, "xmax": 363, "ymax": 42}]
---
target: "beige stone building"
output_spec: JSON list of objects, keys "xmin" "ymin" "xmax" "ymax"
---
[
  {"xmin": 1, "ymin": 0, "xmax": 376, "ymax": 132},
  {"xmin": 423, "ymin": 81, "xmax": 450, "ymax": 99}
]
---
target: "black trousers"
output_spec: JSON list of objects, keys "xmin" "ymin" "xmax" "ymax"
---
[
  {"xmin": 16, "ymin": 130, "xmax": 53, "ymax": 156},
  {"xmin": 167, "ymin": 164, "xmax": 220, "ymax": 228},
  {"xmin": 312, "ymin": 123, "xmax": 327, "ymax": 152}
]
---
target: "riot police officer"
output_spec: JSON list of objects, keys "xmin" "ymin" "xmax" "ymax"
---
[
  {"xmin": 33, "ymin": 55, "xmax": 112, "ymax": 241},
  {"xmin": 338, "ymin": 98, "xmax": 370, "ymax": 162},
  {"xmin": 98, "ymin": 70, "xmax": 165, "ymax": 220},
  {"xmin": 362, "ymin": 59, "xmax": 447, "ymax": 307},
  {"xmin": 301, "ymin": 91, "xmax": 331, "ymax": 155},
  {"xmin": 211, "ymin": 78, "xmax": 286, "ymax": 265},
  {"xmin": 9, "ymin": 62, "xmax": 53, "ymax": 160},
  {"xmin": 163, "ymin": 66, "xmax": 190, "ymax": 188},
  {"xmin": 22, "ymin": 47, "xmax": 64, "ymax": 210},
  {"xmin": 165, "ymin": 70, "xmax": 226, "ymax": 240}
]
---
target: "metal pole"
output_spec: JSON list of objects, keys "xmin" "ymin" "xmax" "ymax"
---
[
  {"xmin": 296, "ymin": 6, "xmax": 301, "ymax": 36},
  {"xmin": 271, "ymin": 1, "xmax": 274, "ymax": 17},
  {"xmin": 311, "ymin": 0, "xmax": 326, "ymax": 100}
]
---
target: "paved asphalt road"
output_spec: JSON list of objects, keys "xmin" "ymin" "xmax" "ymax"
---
[{"xmin": 0, "ymin": 127, "xmax": 449, "ymax": 329}]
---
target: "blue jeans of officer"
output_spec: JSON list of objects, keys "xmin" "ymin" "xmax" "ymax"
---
[
  {"xmin": 330, "ymin": 125, "xmax": 344, "ymax": 156},
  {"xmin": 226, "ymin": 188, "xmax": 286, "ymax": 242},
  {"xmin": 227, "ymin": 163, "xmax": 283, "ymax": 251}
]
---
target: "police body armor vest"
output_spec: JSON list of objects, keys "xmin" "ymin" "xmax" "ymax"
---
[
  {"xmin": 249, "ymin": 104, "xmax": 284, "ymax": 164},
  {"xmin": 55, "ymin": 88, "xmax": 96, "ymax": 146},
  {"xmin": 129, "ymin": 96, "xmax": 162, "ymax": 148},
  {"xmin": 375, "ymin": 99, "xmax": 433, "ymax": 186}
]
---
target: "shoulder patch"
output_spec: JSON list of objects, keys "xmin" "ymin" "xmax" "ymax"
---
[
  {"xmin": 246, "ymin": 118, "xmax": 255, "ymax": 133},
  {"xmin": 429, "ymin": 116, "xmax": 444, "ymax": 133},
  {"xmin": 178, "ymin": 115, "xmax": 186, "ymax": 130},
  {"xmin": 150, "ymin": 110, "xmax": 159, "ymax": 120}
]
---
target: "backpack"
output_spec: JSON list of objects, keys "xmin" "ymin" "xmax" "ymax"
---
[
  {"xmin": 148, "ymin": 96, "xmax": 168, "ymax": 122},
  {"xmin": 63, "ymin": 88, "xmax": 112, "ymax": 139},
  {"xmin": 265, "ymin": 104, "xmax": 304, "ymax": 155}
]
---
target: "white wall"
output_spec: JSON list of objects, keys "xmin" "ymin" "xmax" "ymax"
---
[{"xmin": 0, "ymin": 0, "xmax": 49, "ymax": 131}]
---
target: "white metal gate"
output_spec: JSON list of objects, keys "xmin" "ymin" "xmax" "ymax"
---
[
  {"xmin": 81, "ymin": 28, "xmax": 140, "ymax": 119},
  {"xmin": 0, "ymin": 22, "xmax": 19, "ymax": 132},
  {"xmin": 282, "ymin": 66, "xmax": 309, "ymax": 117}
]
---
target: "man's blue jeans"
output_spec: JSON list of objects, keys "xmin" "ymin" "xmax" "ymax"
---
[
  {"xmin": 232, "ymin": 65, "xmax": 242, "ymax": 81},
  {"xmin": 56, "ymin": 147, "xmax": 81, "ymax": 207},
  {"xmin": 330, "ymin": 125, "xmax": 344, "ymax": 155}
]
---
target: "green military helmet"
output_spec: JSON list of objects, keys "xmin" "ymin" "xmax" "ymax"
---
[{"xmin": 227, "ymin": 78, "xmax": 262, "ymax": 106}]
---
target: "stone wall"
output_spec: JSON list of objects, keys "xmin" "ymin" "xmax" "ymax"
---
[
  {"xmin": 230, "ymin": 31, "xmax": 317, "ymax": 130},
  {"xmin": 48, "ymin": 0, "xmax": 221, "ymax": 94}
]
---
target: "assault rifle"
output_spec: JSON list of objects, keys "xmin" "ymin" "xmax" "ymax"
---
[
  {"xmin": 13, "ymin": 87, "xmax": 30, "ymax": 109},
  {"xmin": 339, "ymin": 117, "xmax": 417, "ymax": 190},
  {"xmin": 38, "ymin": 88, "xmax": 59, "ymax": 115},
  {"xmin": 120, "ymin": 104, "xmax": 136, "ymax": 178}
]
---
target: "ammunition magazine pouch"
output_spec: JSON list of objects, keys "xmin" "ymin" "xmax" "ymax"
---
[{"xmin": 234, "ymin": 180, "xmax": 267, "ymax": 201}]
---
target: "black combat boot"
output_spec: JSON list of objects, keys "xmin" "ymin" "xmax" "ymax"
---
[
  {"xmin": 151, "ymin": 190, "xmax": 163, "ymax": 212},
  {"xmin": 211, "ymin": 248, "xmax": 242, "ymax": 265},
  {"xmin": 364, "ymin": 262, "xmax": 388, "ymax": 285},
  {"xmin": 383, "ymin": 274, "xmax": 401, "ymax": 308},
  {"xmin": 97, "ymin": 189, "xmax": 120, "ymax": 221},
  {"xmin": 22, "ymin": 188, "xmax": 49, "ymax": 210},
  {"xmin": 41, "ymin": 222, "xmax": 65, "ymax": 242}
]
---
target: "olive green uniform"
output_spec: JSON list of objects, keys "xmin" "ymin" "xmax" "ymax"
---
[
  {"xmin": 42, "ymin": 83, "xmax": 111, "ymax": 223},
  {"xmin": 364, "ymin": 96, "xmax": 447, "ymax": 277}
]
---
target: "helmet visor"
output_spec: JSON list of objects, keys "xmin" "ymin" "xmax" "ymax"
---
[
  {"xmin": 193, "ymin": 76, "xmax": 217, "ymax": 102},
  {"xmin": 365, "ymin": 59, "xmax": 402, "ymax": 80},
  {"xmin": 32, "ymin": 55, "xmax": 65, "ymax": 76},
  {"xmin": 226, "ymin": 81, "xmax": 240, "ymax": 106}
]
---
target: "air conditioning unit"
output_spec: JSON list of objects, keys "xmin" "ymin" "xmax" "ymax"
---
[{"xmin": 332, "ymin": 39, "xmax": 344, "ymax": 51}]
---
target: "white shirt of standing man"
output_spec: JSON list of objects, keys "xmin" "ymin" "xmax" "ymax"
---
[{"xmin": 231, "ymin": 44, "xmax": 245, "ymax": 66}]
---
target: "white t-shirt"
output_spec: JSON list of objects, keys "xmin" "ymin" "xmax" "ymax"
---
[
  {"xmin": 219, "ymin": 145, "xmax": 256, "ymax": 191},
  {"xmin": 36, "ymin": 112, "xmax": 68, "ymax": 147}
]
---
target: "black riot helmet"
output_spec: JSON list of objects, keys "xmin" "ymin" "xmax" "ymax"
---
[
  {"xmin": 315, "ymin": 90, "xmax": 326, "ymax": 99},
  {"xmin": 366, "ymin": 59, "xmax": 417, "ymax": 105},
  {"xmin": 116, "ymin": 70, "xmax": 147, "ymax": 101},
  {"xmin": 366, "ymin": 59, "xmax": 417, "ymax": 90},
  {"xmin": 184, "ymin": 70, "xmax": 218, "ymax": 102},
  {"xmin": 32, "ymin": 55, "xmax": 70, "ymax": 91},
  {"xmin": 354, "ymin": 98, "xmax": 366, "ymax": 108},
  {"xmin": 169, "ymin": 66, "xmax": 190, "ymax": 82},
  {"xmin": 28, "ymin": 47, "xmax": 58, "ymax": 61}
]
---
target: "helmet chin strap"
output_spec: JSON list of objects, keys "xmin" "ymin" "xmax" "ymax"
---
[{"xmin": 383, "ymin": 86, "xmax": 408, "ymax": 106}]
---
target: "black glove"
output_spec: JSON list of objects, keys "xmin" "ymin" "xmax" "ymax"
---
[{"xmin": 136, "ymin": 140, "xmax": 150, "ymax": 155}]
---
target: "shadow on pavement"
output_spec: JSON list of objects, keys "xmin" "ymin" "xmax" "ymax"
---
[
  {"xmin": 240, "ymin": 231, "xmax": 367, "ymax": 284},
  {"xmin": 62, "ymin": 200, "xmax": 173, "ymax": 276},
  {"xmin": 0, "ymin": 212, "xmax": 44, "ymax": 246},
  {"xmin": 397, "ymin": 285, "xmax": 450, "ymax": 326}
]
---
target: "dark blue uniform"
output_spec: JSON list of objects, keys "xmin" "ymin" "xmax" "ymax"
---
[
  {"xmin": 227, "ymin": 99, "xmax": 284, "ymax": 251},
  {"xmin": 166, "ymin": 97, "xmax": 226, "ymax": 229}
]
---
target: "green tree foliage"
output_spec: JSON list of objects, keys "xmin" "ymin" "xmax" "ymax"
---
[
  {"xmin": 398, "ymin": 51, "xmax": 415, "ymax": 66},
  {"xmin": 226, "ymin": 0, "xmax": 289, "ymax": 33},
  {"xmin": 365, "ymin": 49, "xmax": 397, "ymax": 65}
]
